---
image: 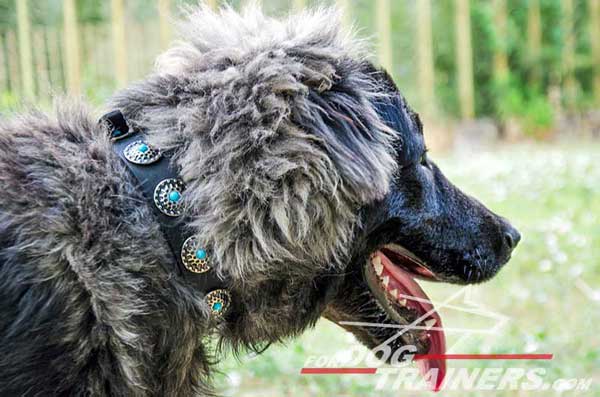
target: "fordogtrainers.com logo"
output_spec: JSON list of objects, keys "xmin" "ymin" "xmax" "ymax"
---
[{"xmin": 300, "ymin": 344, "xmax": 593, "ymax": 393}]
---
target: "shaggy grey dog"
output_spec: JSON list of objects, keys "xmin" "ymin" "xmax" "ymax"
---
[{"xmin": 0, "ymin": 4, "xmax": 520, "ymax": 396}]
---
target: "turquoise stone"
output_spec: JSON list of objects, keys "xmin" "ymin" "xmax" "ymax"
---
[
  {"xmin": 195, "ymin": 249, "xmax": 207, "ymax": 260},
  {"xmin": 138, "ymin": 143, "xmax": 149, "ymax": 153},
  {"xmin": 168, "ymin": 191, "xmax": 181, "ymax": 202},
  {"xmin": 212, "ymin": 302, "xmax": 223, "ymax": 311}
]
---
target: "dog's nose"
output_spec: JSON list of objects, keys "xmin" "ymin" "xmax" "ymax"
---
[{"xmin": 503, "ymin": 227, "xmax": 521, "ymax": 251}]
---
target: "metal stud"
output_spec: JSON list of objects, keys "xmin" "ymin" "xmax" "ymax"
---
[
  {"xmin": 153, "ymin": 178, "xmax": 185, "ymax": 217},
  {"xmin": 205, "ymin": 289, "xmax": 231, "ymax": 317},
  {"xmin": 123, "ymin": 140, "xmax": 162, "ymax": 165},
  {"xmin": 181, "ymin": 236, "xmax": 211, "ymax": 273}
]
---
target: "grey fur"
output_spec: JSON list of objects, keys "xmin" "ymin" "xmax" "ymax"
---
[
  {"xmin": 0, "ymin": 5, "xmax": 397, "ymax": 396},
  {"xmin": 112, "ymin": 4, "xmax": 397, "ymax": 281}
]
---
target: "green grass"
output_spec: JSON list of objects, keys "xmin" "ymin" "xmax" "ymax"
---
[{"xmin": 213, "ymin": 143, "xmax": 600, "ymax": 396}]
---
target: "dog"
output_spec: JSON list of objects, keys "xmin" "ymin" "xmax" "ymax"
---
[{"xmin": 0, "ymin": 5, "xmax": 520, "ymax": 396}]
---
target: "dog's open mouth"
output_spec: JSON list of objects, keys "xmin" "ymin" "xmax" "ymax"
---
[{"xmin": 364, "ymin": 244, "xmax": 446, "ymax": 391}]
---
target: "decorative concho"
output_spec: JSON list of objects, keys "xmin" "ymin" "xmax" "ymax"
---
[
  {"xmin": 123, "ymin": 140, "xmax": 161, "ymax": 165},
  {"xmin": 153, "ymin": 178, "xmax": 186, "ymax": 217},
  {"xmin": 181, "ymin": 236, "xmax": 210, "ymax": 273},
  {"xmin": 205, "ymin": 289, "xmax": 231, "ymax": 317}
]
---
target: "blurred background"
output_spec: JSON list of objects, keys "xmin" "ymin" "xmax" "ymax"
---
[
  {"xmin": 2, "ymin": 0, "xmax": 600, "ymax": 143},
  {"xmin": 0, "ymin": 1, "xmax": 598, "ymax": 396}
]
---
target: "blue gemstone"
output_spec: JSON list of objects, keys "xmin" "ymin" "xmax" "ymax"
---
[
  {"xmin": 138, "ymin": 143, "xmax": 149, "ymax": 153},
  {"xmin": 212, "ymin": 302, "xmax": 223, "ymax": 311},
  {"xmin": 168, "ymin": 191, "xmax": 181, "ymax": 202},
  {"xmin": 195, "ymin": 249, "xmax": 207, "ymax": 260}
]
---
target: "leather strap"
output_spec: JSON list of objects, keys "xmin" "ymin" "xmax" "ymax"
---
[{"xmin": 101, "ymin": 110, "xmax": 226, "ymax": 294}]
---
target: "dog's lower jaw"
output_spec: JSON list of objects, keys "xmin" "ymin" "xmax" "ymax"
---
[
  {"xmin": 323, "ymin": 297, "xmax": 431, "ymax": 366},
  {"xmin": 322, "ymin": 266, "xmax": 430, "ymax": 357}
]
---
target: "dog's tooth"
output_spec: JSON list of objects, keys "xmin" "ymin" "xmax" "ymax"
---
[
  {"xmin": 372, "ymin": 256, "xmax": 383, "ymax": 276},
  {"xmin": 424, "ymin": 318, "xmax": 437, "ymax": 329},
  {"xmin": 382, "ymin": 276, "xmax": 389, "ymax": 287},
  {"xmin": 390, "ymin": 289, "xmax": 398, "ymax": 298},
  {"xmin": 398, "ymin": 298, "xmax": 407, "ymax": 306}
]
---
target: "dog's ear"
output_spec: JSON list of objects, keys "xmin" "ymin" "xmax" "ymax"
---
[
  {"xmin": 167, "ymin": 56, "xmax": 398, "ymax": 281},
  {"xmin": 109, "ymin": 6, "xmax": 399, "ymax": 281}
]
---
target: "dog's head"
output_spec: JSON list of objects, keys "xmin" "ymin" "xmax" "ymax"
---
[
  {"xmin": 321, "ymin": 70, "xmax": 520, "ymax": 389},
  {"xmin": 110, "ymin": 5, "xmax": 520, "ymax": 388}
]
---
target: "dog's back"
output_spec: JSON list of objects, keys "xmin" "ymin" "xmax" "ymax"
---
[{"xmin": 0, "ymin": 106, "xmax": 212, "ymax": 396}]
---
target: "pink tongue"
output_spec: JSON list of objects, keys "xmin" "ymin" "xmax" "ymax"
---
[{"xmin": 378, "ymin": 252, "xmax": 447, "ymax": 392}]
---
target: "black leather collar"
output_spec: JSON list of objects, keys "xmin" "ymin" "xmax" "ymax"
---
[{"xmin": 100, "ymin": 110, "xmax": 231, "ymax": 317}]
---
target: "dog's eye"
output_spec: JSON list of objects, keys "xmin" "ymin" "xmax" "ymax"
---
[{"xmin": 419, "ymin": 152, "xmax": 428, "ymax": 167}]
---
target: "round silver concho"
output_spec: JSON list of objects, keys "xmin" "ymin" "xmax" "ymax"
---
[
  {"xmin": 153, "ymin": 178, "xmax": 186, "ymax": 217},
  {"xmin": 181, "ymin": 236, "xmax": 210, "ymax": 274},
  {"xmin": 205, "ymin": 289, "xmax": 231, "ymax": 317},
  {"xmin": 123, "ymin": 140, "xmax": 161, "ymax": 165}
]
